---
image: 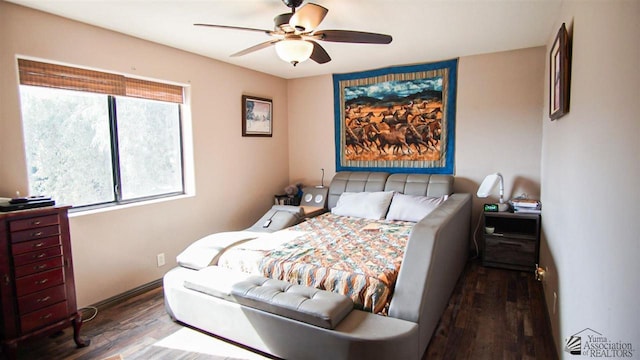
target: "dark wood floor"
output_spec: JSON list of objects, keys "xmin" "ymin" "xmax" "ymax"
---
[
  {"xmin": 423, "ymin": 260, "xmax": 558, "ymax": 359},
  {"xmin": 8, "ymin": 260, "xmax": 557, "ymax": 360}
]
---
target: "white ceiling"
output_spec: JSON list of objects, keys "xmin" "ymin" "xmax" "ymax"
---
[{"xmin": 7, "ymin": 0, "xmax": 562, "ymax": 79}]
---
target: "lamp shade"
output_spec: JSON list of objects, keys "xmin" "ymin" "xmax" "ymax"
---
[
  {"xmin": 477, "ymin": 173, "xmax": 502, "ymax": 198},
  {"xmin": 275, "ymin": 39, "xmax": 313, "ymax": 66},
  {"xmin": 477, "ymin": 172, "xmax": 509, "ymax": 211}
]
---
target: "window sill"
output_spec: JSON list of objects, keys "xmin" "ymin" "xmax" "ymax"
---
[{"xmin": 68, "ymin": 193, "xmax": 194, "ymax": 218}]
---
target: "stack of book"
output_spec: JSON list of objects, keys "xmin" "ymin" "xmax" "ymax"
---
[{"xmin": 510, "ymin": 198, "xmax": 541, "ymax": 214}]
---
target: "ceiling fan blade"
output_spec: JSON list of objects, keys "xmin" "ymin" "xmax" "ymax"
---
[
  {"xmin": 231, "ymin": 39, "xmax": 281, "ymax": 57},
  {"xmin": 194, "ymin": 23, "xmax": 274, "ymax": 36},
  {"xmin": 309, "ymin": 41, "xmax": 331, "ymax": 64},
  {"xmin": 289, "ymin": 3, "xmax": 328, "ymax": 32},
  {"xmin": 315, "ymin": 30, "xmax": 392, "ymax": 44}
]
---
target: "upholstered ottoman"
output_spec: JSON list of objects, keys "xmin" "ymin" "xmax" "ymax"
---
[{"xmin": 231, "ymin": 276, "xmax": 354, "ymax": 330}]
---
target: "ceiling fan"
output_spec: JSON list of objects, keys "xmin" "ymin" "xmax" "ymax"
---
[{"xmin": 195, "ymin": 0, "xmax": 392, "ymax": 66}]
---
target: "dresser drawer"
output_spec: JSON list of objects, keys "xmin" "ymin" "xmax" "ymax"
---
[
  {"xmin": 484, "ymin": 237, "xmax": 536, "ymax": 266},
  {"xmin": 15, "ymin": 268, "xmax": 65, "ymax": 297},
  {"xmin": 10, "ymin": 225, "xmax": 60, "ymax": 243},
  {"xmin": 9, "ymin": 214, "xmax": 60, "ymax": 232},
  {"xmin": 12, "ymin": 236, "xmax": 61, "ymax": 256},
  {"xmin": 18, "ymin": 285, "xmax": 67, "ymax": 314},
  {"xmin": 13, "ymin": 246, "xmax": 63, "ymax": 267},
  {"xmin": 14, "ymin": 256, "xmax": 64, "ymax": 278},
  {"xmin": 20, "ymin": 301, "xmax": 68, "ymax": 333}
]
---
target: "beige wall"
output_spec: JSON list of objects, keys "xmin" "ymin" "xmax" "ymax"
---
[
  {"xmin": 456, "ymin": 48, "xmax": 544, "ymax": 229},
  {"xmin": 288, "ymin": 75, "xmax": 337, "ymax": 186},
  {"xmin": 289, "ymin": 48, "xmax": 545, "ymax": 238},
  {"xmin": 539, "ymin": 1, "xmax": 640, "ymax": 356},
  {"xmin": 0, "ymin": 2, "xmax": 289, "ymax": 306}
]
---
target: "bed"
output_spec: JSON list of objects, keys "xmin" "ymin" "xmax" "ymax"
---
[{"xmin": 163, "ymin": 171, "xmax": 472, "ymax": 359}]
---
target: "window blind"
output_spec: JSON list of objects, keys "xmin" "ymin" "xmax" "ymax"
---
[
  {"xmin": 124, "ymin": 78, "xmax": 183, "ymax": 104},
  {"xmin": 18, "ymin": 59, "xmax": 183, "ymax": 104}
]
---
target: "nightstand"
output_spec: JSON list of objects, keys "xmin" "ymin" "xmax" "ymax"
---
[{"xmin": 481, "ymin": 212, "xmax": 541, "ymax": 271}]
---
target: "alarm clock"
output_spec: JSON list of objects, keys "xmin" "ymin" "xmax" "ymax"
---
[{"xmin": 484, "ymin": 203, "xmax": 499, "ymax": 212}]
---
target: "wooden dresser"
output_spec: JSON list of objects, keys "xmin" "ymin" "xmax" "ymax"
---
[{"xmin": 0, "ymin": 206, "xmax": 88, "ymax": 359}]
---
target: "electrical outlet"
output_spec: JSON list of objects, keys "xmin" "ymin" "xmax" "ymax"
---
[{"xmin": 157, "ymin": 253, "xmax": 166, "ymax": 267}]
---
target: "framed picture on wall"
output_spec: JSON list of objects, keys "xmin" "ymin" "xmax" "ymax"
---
[
  {"xmin": 549, "ymin": 23, "xmax": 571, "ymax": 120},
  {"xmin": 242, "ymin": 95, "xmax": 272, "ymax": 137}
]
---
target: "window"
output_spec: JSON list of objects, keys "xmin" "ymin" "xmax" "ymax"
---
[{"xmin": 18, "ymin": 59, "xmax": 185, "ymax": 209}]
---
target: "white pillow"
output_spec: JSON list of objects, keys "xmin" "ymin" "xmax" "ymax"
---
[
  {"xmin": 331, "ymin": 191, "xmax": 394, "ymax": 220},
  {"xmin": 385, "ymin": 193, "xmax": 448, "ymax": 222}
]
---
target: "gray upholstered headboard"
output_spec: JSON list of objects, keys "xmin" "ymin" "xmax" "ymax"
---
[{"xmin": 327, "ymin": 171, "xmax": 454, "ymax": 209}]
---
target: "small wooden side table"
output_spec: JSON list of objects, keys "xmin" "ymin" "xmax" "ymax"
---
[{"xmin": 481, "ymin": 211, "xmax": 541, "ymax": 272}]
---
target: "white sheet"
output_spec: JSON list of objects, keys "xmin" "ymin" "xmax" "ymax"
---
[{"xmin": 216, "ymin": 230, "xmax": 308, "ymax": 274}]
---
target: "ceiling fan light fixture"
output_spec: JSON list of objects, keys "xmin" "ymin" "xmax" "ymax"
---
[
  {"xmin": 195, "ymin": 1, "xmax": 391, "ymax": 66},
  {"xmin": 275, "ymin": 39, "xmax": 313, "ymax": 66}
]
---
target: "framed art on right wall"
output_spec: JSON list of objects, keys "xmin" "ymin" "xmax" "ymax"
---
[{"xmin": 549, "ymin": 23, "xmax": 571, "ymax": 120}]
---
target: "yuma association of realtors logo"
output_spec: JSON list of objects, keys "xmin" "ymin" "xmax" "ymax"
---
[{"xmin": 565, "ymin": 328, "xmax": 635, "ymax": 358}]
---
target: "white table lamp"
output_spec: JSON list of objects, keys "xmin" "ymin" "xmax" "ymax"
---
[{"xmin": 477, "ymin": 173, "xmax": 509, "ymax": 212}]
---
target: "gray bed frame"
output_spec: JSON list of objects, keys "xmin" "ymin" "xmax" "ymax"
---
[{"xmin": 163, "ymin": 171, "xmax": 472, "ymax": 359}]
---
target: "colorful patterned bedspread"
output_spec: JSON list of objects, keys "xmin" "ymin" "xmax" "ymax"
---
[{"xmin": 258, "ymin": 213, "xmax": 413, "ymax": 314}]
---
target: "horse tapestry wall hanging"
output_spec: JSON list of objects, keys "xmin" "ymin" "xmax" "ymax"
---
[{"xmin": 333, "ymin": 59, "xmax": 457, "ymax": 174}]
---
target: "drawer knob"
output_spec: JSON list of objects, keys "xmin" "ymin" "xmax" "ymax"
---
[
  {"xmin": 35, "ymin": 264, "xmax": 48, "ymax": 270},
  {"xmin": 37, "ymin": 296, "xmax": 51, "ymax": 303},
  {"xmin": 32, "ymin": 231, "xmax": 44, "ymax": 237},
  {"xmin": 35, "ymin": 253, "xmax": 46, "ymax": 259},
  {"xmin": 33, "ymin": 242, "xmax": 46, "ymax": 248},
  {"xmin": 41, "ymin": 313, "xmax": 53, "ymax": 320},
  {"xmin": 32, "ymin": 220, "xmax": 42, "ymax": 226},
  {"xmin": 3, "ymin": 274, "xmax": 9, "ymax": 285},
  {"xmin": 35, "ymin": 278, "xmax": 48, "ymax": 285}
]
